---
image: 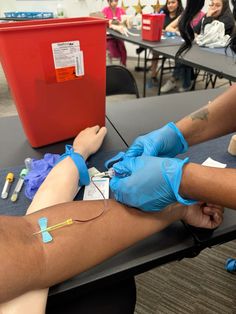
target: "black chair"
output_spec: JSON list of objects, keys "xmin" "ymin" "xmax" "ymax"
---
[{"xmin": 106, "ymin": 65, "xmax": 140, "ymax": 98}]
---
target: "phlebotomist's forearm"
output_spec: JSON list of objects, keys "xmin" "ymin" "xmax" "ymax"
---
[
  {"xmin": 180, "ymin": 163, "xmax": 236, "ymax": 209},
  {"xmin": 176, "ymin": 84, "xmax": 236, "ymax": 146}
]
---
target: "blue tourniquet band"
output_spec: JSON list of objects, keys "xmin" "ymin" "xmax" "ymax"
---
[{"xmin": 59, "ymin": 145, "xmax": 90, "ymax": 186}]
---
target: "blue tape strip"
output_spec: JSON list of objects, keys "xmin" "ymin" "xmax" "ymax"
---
[{"xmin": 38, "ymin": 217, "xmax": 53, "ymax": 243}]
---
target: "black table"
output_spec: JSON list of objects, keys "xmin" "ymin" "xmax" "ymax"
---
[
  {"xmin": 0, "ymin": 114, "xmax": 195, "ymax": 297},
  {"xmin": 108, "ymin": 28, "xmax": 184, "ymax": 49},
  {"xmin": 106, "ymin": 87, "xmax": 236, "ymax": 249},
  {"xmin": 107, "ymin": 28, "xmax": 183, "ymax": 97},
  {"xmin": 154, "ymin": 44, "xmax": 236, "ymax": 94}
]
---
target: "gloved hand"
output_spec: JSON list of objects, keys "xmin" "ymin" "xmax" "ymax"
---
[
  {"xmin": 110, "ymin": 156, "xmax": 196, "ymax": 211},
  {"xmin": 125, "ymin": 122, "xmax": 188, "ymax": 158}
]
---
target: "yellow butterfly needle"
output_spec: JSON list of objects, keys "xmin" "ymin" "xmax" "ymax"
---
[{"xmin": 33, "ymin": 218, "xmax": 74, "ymax": 235}]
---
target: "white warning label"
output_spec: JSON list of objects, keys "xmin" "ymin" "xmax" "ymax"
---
[{"xmin": 51, "ymin": 41, "xmax": 84, "ymax": 82}]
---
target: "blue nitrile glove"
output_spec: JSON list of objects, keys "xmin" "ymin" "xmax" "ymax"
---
[
  {"xmin": 110, "ymin": 156, "xmax": 196, "ymax": 211},
  {"xmin": 105, "ymin": 151, "xmax": 125, "ymax": 170},
  {"xmin": 125, "ymin": 122, "xmax": 188, "ymax": 158},
  {"xmin": 24, "ymin": 153, "xmax": 60, "ymax": 200},
  {"xmin": 225, "ymin": 258, "xmax": 236, "ymax": 273}
]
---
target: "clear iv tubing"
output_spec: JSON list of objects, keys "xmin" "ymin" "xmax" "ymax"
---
[
  {"xmin": 92, "ymin": 168, "xmax": 115, "ymax": 178},
  {"xmin": 92, "ymin": 168, "xmax": 129, "ymax": 179}
]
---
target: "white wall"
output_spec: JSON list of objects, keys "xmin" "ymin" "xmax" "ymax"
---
[
  {"xmin": 0, "ymin": 0, "xmax": 211, "ymax": 57},
  {"xmin": 0, "ymin": 0, "xmax": 213, "ymax": 18},
  {"xmin": 0, "ymin": 0, "xmax": 108, "ymax": 17},
  {"xmin": 0, "ymin": 0, "xmax": 195, "ymax": 18}
]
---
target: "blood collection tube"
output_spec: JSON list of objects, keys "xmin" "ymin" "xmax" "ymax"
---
[
  {"xmin": 1, "ymin": 172, "xmax": 14, "ymax": 199},
  {"xmin": 11, "ymin": 168, "xmax": 28, "ymax": 202}
]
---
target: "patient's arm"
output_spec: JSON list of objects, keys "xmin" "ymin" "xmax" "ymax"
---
[
  {"xmin": 0, "ymin": 200, "xmax": 193, "ymax": 303},
  {"xmin": 0, "ymin": 126, "xmax": 107, "ymax": 313},
  {"xmin": 0, "ymin": 197, "xmax": 224, "ymax": 304}
]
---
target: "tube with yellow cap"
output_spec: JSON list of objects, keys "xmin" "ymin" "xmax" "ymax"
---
[{"xmin": 1, "ymin": 172, "xmax": 14, "ymax": 199}]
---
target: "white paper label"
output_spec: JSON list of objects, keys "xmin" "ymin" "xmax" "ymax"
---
[
  {"xmin": 52, "ymin": 41, "xmax": 81, "ymax": 69},
  {"xmin": 83, "ymin": 178, "xmax": 110, "ymax": 200}
]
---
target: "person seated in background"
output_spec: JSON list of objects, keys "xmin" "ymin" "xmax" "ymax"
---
[
  {"xmin": 165, "ymin": 10, "xmax": 205, "ymax": 35},
  {"xmin": 0, "ymin": 125, "xmax": 224, "ymax": 312},
  {"xmin": 102, "ymin": 0, "xmax": 127, "ymax": 66},
  {"xmin": 149, "ymin": 0, "xmax": 184, "ymax": 87},
  {"xmin": 160, "ymin": 10, "xmax": 205, "ymax": 93},
  {"xmin": 194, "ymin": 0, "xmax": 235, "ymax": 36},
  {"xmin": 161, "ymin": 0, "xmax": 234, "ymax": 94}
]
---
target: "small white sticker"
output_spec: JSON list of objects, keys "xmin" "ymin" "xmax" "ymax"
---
[
  {"xmin": 75, "ymin": 51, "xmax": 84, "ymax": 77},
  {"xmin": 143, "ymin": 19, "xmax": 151, "ymax": 25}
]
